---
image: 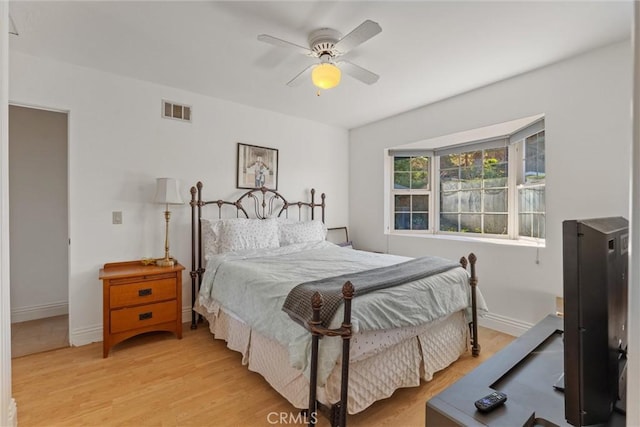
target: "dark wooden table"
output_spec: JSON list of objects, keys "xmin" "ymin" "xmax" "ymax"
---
[{"xmin": 426, "ymin": 315, "xmax": 625, "ymax": 426}]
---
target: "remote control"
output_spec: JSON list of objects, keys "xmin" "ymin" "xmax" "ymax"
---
[{"xmin": 474, "ymin": 391, "xmax": 507, "ymax": 413}]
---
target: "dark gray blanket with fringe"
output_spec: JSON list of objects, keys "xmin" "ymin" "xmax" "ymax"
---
[{"xmin": 282, "ymin": 256, "xmax": 460, "ymax": 328}]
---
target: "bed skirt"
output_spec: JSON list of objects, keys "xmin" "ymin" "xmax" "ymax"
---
[{"xmin": 194, "ymin": 302, "xmax": 468, "ymax": 414}]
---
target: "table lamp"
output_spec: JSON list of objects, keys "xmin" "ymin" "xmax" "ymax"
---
[{"xmin": 154, "ymin": 177, "xmax": 183, "ymax": 267}]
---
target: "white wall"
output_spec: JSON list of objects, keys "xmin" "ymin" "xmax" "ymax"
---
[
  {"xmin": 9, "ymin": 51, "xmax": 349, "ymax": 346},
  {"xmin": 9, "ymin": 106, "xmax": 68, "ymax": 323},
  {"xmin": 349, "ymin": 40, "xmax": 632, "ymax": 334}
]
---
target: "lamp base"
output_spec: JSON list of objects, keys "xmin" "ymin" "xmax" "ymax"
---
[{"xmin": 156, "ymin": 258, "xmax": 175, "ymax": 267}]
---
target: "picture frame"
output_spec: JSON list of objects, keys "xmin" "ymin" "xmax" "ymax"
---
[{"xmin": 237, "ymin": 143, "xmax": 279, "ymax": 190}]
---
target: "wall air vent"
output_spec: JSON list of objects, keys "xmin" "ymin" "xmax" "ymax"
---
[{"xmin": 162, "ymin": 100, "xmax": 192, "ymax": 123}]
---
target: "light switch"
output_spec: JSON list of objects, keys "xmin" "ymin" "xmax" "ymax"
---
[{"xmin": 112, "ymin": 211, "xmax": 122, "ymax": 225}]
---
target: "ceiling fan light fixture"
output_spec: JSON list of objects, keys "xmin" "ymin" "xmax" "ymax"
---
[{"xmin": 312, "ymin": 63, "xmax": 341, "ymax": 90}]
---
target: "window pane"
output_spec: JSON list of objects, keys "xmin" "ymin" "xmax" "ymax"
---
[
  {"xmin": 411, "ymin": 194, "xmax": 429, "ymax": 211},
  {"xmin": 485, "ymin": 148, "xmax": 508, "ymax": 164},
  {"xmin": 484, "ymin": 214, "xmax": 508, "ymax": 235},
  {"xmin": 459, "ymin": 214, "xmax": 481, "ymax": 233},
  {"xmin": 440, "ymin": 154, "xmax": 459, "ymax": 169},
  {"xmin": 394, "ymin": 195, "xmax": 410, "ymax": 211},
  {"xmin": 533, "ymin": 214, "xmax": 546, "ymax": 239},
  {"xmin": 484, "ymin": 163, "xmax": 508, "ymax": 184},
  {"xmin": 461, "ymin": 178, "xmax": 482, "ymax": 190},
  {"xmin": 460, "ymin": 151, "xmax": 482, "ymax": 167},
  {"xmin": 484, "ymin": 176, "xmax": 507, "ymax": 188},
  {"xmin": 410, "ymin": 156, "xmax": 429, "ymax": 171},
  {"xmin": 395, "ymin": 213, "xmax": 410, "ymax": 230},
  {"xmin": 519, "ymin": 214, "xmax": 532, "ymax": 237},
  {"xmin": 440, "ymin": 214, "xmax": 459, "ymax": 232},
  {"xmin": 412, "ymin": 213, "xmax": 428, "ymax": 230},
  {"xmin": 484, "ymin": 188, "xmax": 507, "ymax": 212},
  {"xmin": 440, "ymin": 169, "xmax": 460, "ymax": 191},
  {"xmin": 440, "ymin": 191, "xmax": 458, "ymax": 213},
  {"xmin": 519, "ymin": 213, "xmax": 546, "ymax": 239},
  {"xmin": 411, "ymin": 171, "xmax": 428, "ymax": 189},
  {"xmin": 525, "ymin": 131, "xmax": 545, "ymax": 183},
  {"xmin": 537, "ymin": 188, "xmax": 546, "ymax": 212},
  {"xmin": 484, "ymin": 148, "xmax": 508, "ymax": 189},
  {"xmin": 394, "ymin": 172, "xmax": 410, "ymax": 189},
  {"xmin": 460, "ymin": 166, "xmax": 482, "ymax": 190},
  {"xmin": 518, "ymin": 183, "xmax": 545, "ymax": 239},
  {"xmin": 519, "ymin": 186, "xmax": 545, "ymax": 212},
  {"xmin": 394, "ymin": 157, "xmax": 410, "ymax": 172},
  {"xmin": 460, "ymin": 190, "xmax": 481, "ymax": 213}
]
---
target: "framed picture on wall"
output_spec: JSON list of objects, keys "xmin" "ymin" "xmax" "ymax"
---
[{"xmin": 237, "ymin": 143, "xmax": 279, "ymax": 190}]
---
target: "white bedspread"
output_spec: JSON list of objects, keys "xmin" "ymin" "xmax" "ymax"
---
[{"xmin": 196, "ymin": 240, "xmax": 487, "ymax": 385}]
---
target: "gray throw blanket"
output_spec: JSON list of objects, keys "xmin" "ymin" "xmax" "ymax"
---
[{"xmin": 282, "ymin": 256, "xmax": 460, "ymax": 328}]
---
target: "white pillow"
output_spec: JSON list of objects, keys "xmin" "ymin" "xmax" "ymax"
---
[
  {"xmin": 201, "ymin": 218, "xmax": 222, "ymax": 260},
  {"xmin": 217, "ymin": 218, "xmax": 280, "ymax": 253},
  {"xmin": 279, "ymin": 220, "xmax": 327, "ymax": 246}
]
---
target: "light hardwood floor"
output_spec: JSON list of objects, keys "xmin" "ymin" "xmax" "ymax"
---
[{"xmin": 12, "ymin": 323, "xmax": 514, "ymax": 427}]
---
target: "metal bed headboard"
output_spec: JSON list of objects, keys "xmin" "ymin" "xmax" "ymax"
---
[{"xmin": 189, "ymin": 181, "xmax": 326, "ymax": 328}]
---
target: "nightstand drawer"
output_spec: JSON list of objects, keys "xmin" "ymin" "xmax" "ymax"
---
[
  {"xmin": 110, "ymin": 300, "xmax": 177, "ymax": 333},
  {"xmin": 110, "ymin": 277, "xmax": 176, "ymax": 308}
]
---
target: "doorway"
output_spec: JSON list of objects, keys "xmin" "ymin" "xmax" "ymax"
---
[{"xmin": 9, "ymin": 105, "xmax": 69, "ymax": 357}]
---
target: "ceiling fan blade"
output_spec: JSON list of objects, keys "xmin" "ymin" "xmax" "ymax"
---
[
  {"xmin": 333, "ymin": 20, "xmax": 382, "ymax": 54},
  {"xmin": 286, "ymin": 64, "xmax": 315, "ymax": 87},
  {"xmin": 337, "ymin": 60, "xmax": 379, "ymax": 85},
  {"xmin": 257, "ymin": 34, "xmax": 313, "ymax": 56}
]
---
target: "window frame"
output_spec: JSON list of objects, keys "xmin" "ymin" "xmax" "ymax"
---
[
  {"xmin": 390, "ymin": 155, "xmax": 433, "ymax": 232},
  {"xmin": 515, "ymin": 130, "xmax": 546, "ymax": 241},
  {"xmin": 388, "ymin": 118, "xmax": 545, "ymax": 242}
]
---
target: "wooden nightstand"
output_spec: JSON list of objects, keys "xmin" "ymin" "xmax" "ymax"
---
[{"xmin": 99, "ymin": 260, "xmax": 185, "ymax": 357}]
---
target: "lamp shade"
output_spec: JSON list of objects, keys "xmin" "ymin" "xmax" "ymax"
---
[
  {"xmin": 312, "ymin": 63, "xmax": 341, "ymax": 90},
  {"xmin": 154, "ymin": 177, "xmax": 183, "ymax": 205}
]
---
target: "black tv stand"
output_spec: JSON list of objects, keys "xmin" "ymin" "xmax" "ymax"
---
[{"xmin": 426, "ymin": 315, "xmax": 625, "ymax": 426}]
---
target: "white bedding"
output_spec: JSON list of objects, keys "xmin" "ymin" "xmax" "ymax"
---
[
  {"xmin": 198, "ymin": 304, "xmax": 469, "ymax": 413},
  {"xmin": 196, "ymin": 240, "xmax": 487, "ymax": 384}
]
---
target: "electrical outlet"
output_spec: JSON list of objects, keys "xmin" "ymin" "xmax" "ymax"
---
[{"xmin": 112, "ymin": 211, "xmax": 122, "ymax": 225}]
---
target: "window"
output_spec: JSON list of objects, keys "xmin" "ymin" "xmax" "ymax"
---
[
  {"xmin": 392, "ymin": 156, "xmax": 430, "ymax": 230},
  {"xmin": 388, "ymin": 116, "xmax": 545, "ymax": 241},
  {"xmin": 439, "ymin": 147, "xmax": 509, "ymax": 235},
  {"xmin": 518, "ymin": 130, "xmax": 545, "ymax": 239}
]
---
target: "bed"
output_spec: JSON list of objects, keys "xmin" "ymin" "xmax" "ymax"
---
[{"xmin": 189, "ymin": 182, "xmax": 486, "ymax": 425}]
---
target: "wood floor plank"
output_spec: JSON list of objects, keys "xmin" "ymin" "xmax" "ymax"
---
[{"xmin": 12, "ymin": 323, "xmax": 514, "ymax": 426}]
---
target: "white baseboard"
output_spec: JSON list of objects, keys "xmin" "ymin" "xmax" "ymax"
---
[
  {"xmin": 182, "ymin": 306, "xmax": 192, "ymax": 324},
  {"xmin": 11, "ymin": 301, "xmax": 68, "ymax": 323},
  {"xmin": 70, "ymin": 324, "xmax": 102, "ymax": 347},
  {"xmin": 8, "ymin": 397, "xmax": 17, "ymax": 427},
  {"xmin": 478, "ymin": 312, "xmax": 533, "ymax": 337}
]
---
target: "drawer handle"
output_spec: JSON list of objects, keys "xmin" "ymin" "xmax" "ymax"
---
[
  {"xmin": 138, "ymin": 288, "xmax": 152, "ymax": 297},
  {"xmin": 139, "ymin": 312, "xmax": 153, "ymax": 321}
]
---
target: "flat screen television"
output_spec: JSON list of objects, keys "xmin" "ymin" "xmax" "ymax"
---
[{"xmin": 562, "ymin": 217, "xmax": 628, "ymax": 426}]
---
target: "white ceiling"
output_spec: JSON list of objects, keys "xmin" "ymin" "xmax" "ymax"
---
[{"xmin": 8, "ymin": 1, "xmax": 633, "ymax": 129}]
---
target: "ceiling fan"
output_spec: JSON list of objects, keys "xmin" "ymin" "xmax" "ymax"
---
[{"xmin": 257, "ymin": 19, "xmax": 382, "ymax": 91}]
